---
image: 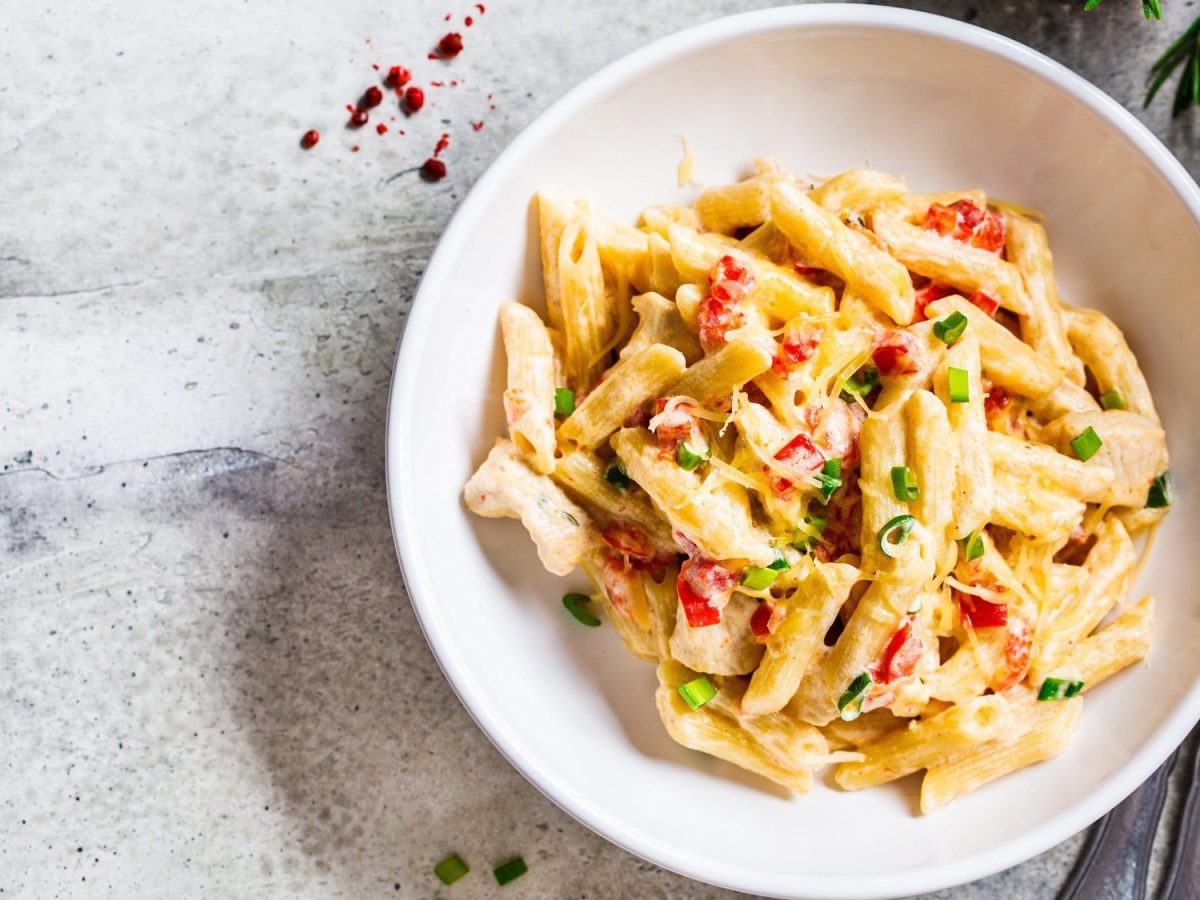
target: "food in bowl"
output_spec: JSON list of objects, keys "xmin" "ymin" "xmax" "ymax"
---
[{"xmin": 462, "ymin": 160, "xmax": 1172, "ymax": 813}]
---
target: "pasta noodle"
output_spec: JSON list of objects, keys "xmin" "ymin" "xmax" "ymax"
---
[{"xmin": 465, "ymin": 163, "xmax": 1171, "ymax": 811}]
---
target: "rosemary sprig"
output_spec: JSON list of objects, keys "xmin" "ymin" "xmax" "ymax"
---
[{"xmin": 1083, "ymin": 1, "xmax": 1200, "ymax": 117}]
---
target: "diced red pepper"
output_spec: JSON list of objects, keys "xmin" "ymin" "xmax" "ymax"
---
[
  {"xmin": 677, "ymin": 558, "xmax": 738, "ymax": 628},
  {"xmin": 969, "ymin": 291, "xmax": 1000, "ymax": 317},
  {"xmin": 872, "ymin": 330, "xmax": 921, "ymax": 376},
  {"xmin": 750, "ymin": 602, "xmax": 774, "ymax": 639},
  {"xmin": 699, "ymin": 255, "xmax": 755, "ymax": 351},
  {"xmin": 983, "ymin": 382, "xmax": 1011, "ymax": 415},
  {"xmin": 653, "ymin": 397, "xmax": 698, "ymax": 460},
  {"xmin": 914, "ymin": 282, "xmax": 956, "ymax": 321},
  {"xmin": 601, "ymin": 521, "xmax": 655, "ymax": 563},
  {"xmin": 955, "ymin": 589, "xmax": 1009, "ymax": 628},
  {"xmin": 924, "ymin": 199, "xmax": 1005, "ymax": 254},
  {"xmin": 697, "ymin": 294, "xmax": 744, "ymax": 352},
  {"xmin": 774, "ymin": 432, "xmax": 824, "ymax": 472},
  {"xmin": 709, "ymin": 254, "xmax": 754, "ymax": 304},
  {"xmin": 875, "ymin": 619, "xmax": 924, "ymax": 684},
  {"xmin": 772, "ymin": 323, "xmax": 823, "ymax": 377}
]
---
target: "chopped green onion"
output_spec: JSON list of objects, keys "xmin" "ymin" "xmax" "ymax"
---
[
  {"xmin": 562, "ymin": 593, "xmax": 601, "ymax": 627},
  {"xmin": 792, "ymin": 515, "xmax": 828, "ymax": 552},
  {"xmin": 933, "ymin": 311, "xmax": 969, "ymax": 345},
  {"xmin": 815, "ymin": 458, "xmax": 843, "ymax": 502},
  {"xmin": 675, "ymin": 441, "xmax": 708, "ymax": 471},
  {"xmin": 961, "ymin": 531, "xmax": 985, "ymax": 562},
  {"xmin": 1070, "ymin": 426, "xmax": 1103, "ymax": 462},
  {"xmin": 435, "ymin": 854, "xmax": 470, "ymax": 885},
  {"xmin": 877, "ymin": 514, "xmax": 917, "ymax": 558},
  {"xmin": 678, "ymin": 675, "xmax": 718, "ymax": 710},
  {"xmin": 554, "ymin": 387, "xmax": 575, "ymax": 418},
  {"xmin": 890, "ymin": 465, "xmax": 921, "ymax": 502},
  {"xmin": 493, "ymin": 857, "xmax": 527, "ymax": 886},
  {"xmin": 841, "ymin": 366, "xmax": 880, "ymax": 401},
  {"xmin": 1037, "ymin": 677, "xmax": 1085, "ymax": 701},
  {"xmin": 837, "ymin": 671, "xmax": 873, "ymax": 721},
  {"xmin": 741, "ymin": 566, "xmax": 780, "ymax": 591},
  {"xmin": 1099, "ymin": 389, "xmax": 1126, "ymax": 411},
  {"xmin": 603, "ymin": 458, "xmax": 630, "ymax": 491},
  {"xmin": 947, "ymin": 367, "xmax": 970, "ymax": 403},
  {"xmin": 1147, "ymin": 472, "xmax": 1173, "ymax": 508},
  {"xmin": 767, "ymin": 550, "xmax": 790, "ymax": 571}
]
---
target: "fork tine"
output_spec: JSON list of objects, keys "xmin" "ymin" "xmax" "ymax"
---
[{"xmin": 1058, "ymin": 752, "xmax": 1176, "ymax": 900}]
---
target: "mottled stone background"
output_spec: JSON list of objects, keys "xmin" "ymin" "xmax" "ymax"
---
[{"xmin": 2, "ymin": 1, "xmax": 1197, "ymax": 897}]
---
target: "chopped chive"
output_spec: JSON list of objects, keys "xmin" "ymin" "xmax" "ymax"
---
[
  {"xmin": 675, "ymin": 441, "xmax": 707, "ymax": 472},
  {"xmin": 603, "ymin": 458, "xmax": 630, "ymax": 491},
  {"xmin": 1038, "ymin": 677, "xmax": 1085, "ymax": 701},
  {"xmin": 554, "ymin": 387, "xmax": 575, "ymax": 418},
  {"xmin": 961, "ymin": 530, "xmax": 985, "ymax": 562},
  {"xmin": 815, "ymin": 457, "xmax": 843, "ymax": 502},
  {"xmin": 890, "ymin": 465, "xmax": 920, "ymax": 502},
  {"xmin": 1099, "ymin": 389, "xmax": 1126, "ymax": 411},
  {"xmin": 562, "ymin": 593, "xmax": 601, "ymax": 627},
  {"xmin": 792, "ymin": 515, "xmax": 828, "ymax": 552},
  {"xmin": 435, "ymin": 854, "xmax": 470, "ymax": 885},
  {"xmin": 1070, "ymin": 426, "xmax": 1103, "ymax": 461},
  {"xmin": 841, "ymin": 366, "xmax": 880, "ymax": 401},
  {"xmin": 1147, "ymin": 472, "xmax": 1173, "ymax": 508},
  {"xmin": 933, "ymin": 311, "xmax": 969, "ymax": 345},
  {"xmin": 741, "ymin": 566, "xmax": 780, "ymax": 591},
  {"xmin": 878, "ymin": 514, "xmax": 917, "ymax": 558},
  {"xmin": 837, "ymin": 671, "xmax": 873, "ymax": 721},
  {"xmin": 678, "ymin": 675, "xmax": 718, "ymax": 710},
  {"xmin": 493, "ymin": 857, "xmax": 527, "ymax": 886},
  {"xmin": 767, "ymin": 550, "xmax": 790, "ymax": 571},
  {"xmin": 947, "ymin": 367, "xmax": 970, "ymax": 403}
]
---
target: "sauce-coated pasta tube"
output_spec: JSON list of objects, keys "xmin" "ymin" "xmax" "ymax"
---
[
  {"xmin": 1065, "ymin": 307, "xmax": 1159, "ymax": 424},
  {"xmin": 933, "ymin": 333, "xmax": 992, "ymax": 539},
  {"xmin": 500, "ymin": 302, "xmax": 559, "ymax": 474},
  {"xmin": 666, "ymin": 333, "xmax": 775, "ymax": 406}
]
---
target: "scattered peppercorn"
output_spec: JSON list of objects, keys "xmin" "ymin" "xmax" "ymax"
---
[
  {"xmin": 404, "ymin": 86, "xmax": 425, "ymax": 113},
  {"xmin": 438, "ymin": 32, "xmax": 464, "ymax": 57},
  {"xmin": 362, "ymin": 85, "xmax": 383, "ymax": 108},
  {"xmin": 300, "ymin": 129, "xmax": 320, "ymax": 149},
  {"xmin": 421, "ymin": 157, "xmax": 447, "ymax": 180}
]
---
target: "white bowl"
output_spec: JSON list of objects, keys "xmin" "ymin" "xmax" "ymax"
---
[{"xmin": 386, "ymin": 6, "xmax": 1200, "ymax": 897}]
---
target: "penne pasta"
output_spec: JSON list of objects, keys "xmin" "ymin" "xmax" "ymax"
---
[{"xmin": 500, "ymin": 302, "xmax": 560, "ymax": 474}]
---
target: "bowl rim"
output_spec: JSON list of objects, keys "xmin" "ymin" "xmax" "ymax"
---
[{"xmin": 385, "ymin": 5, "xmax": 1200, "ymax": 897}]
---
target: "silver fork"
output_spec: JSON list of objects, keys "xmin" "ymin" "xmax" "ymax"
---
[{"xmin": 1059, "ymin": 725, "xmax": 1200, "ymax": 900}]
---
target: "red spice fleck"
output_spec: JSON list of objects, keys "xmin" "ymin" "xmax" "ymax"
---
[
  {"xmin": 376, "ymin": 123, "xmax": 388, "ymax": 135},
  {"xmin": 444, "ymin": 11, "xmax": 451, "ymax": 20},
  {"xmin": 362, "ymin": 85, "xmax": 383, "ymax": 108},
  {"xmin": 421, "ymin": 157, "xmax": 447, "ymax": 180},
  {"xmin": 475, "ymin": 3, "xmax": 486, "ymax": 12},
  {"xmin": 427, "ymin": 52, "xmax": 438, "ymax": 60},
  {"xmin": 348, "ymin": 107, "xmax": 369, "ymax": 127},
  {"xmin": 371, "ymin": 63, "xmax": 380, "ymax": 71},
  {"xmin": 430, "ymin": 80, "xmax": 446, "ymax": 87},
  {"xmin": 385, "ymin": 65, "xmax": 412, "ymax": 88},
  {"xmin": 351, "ymin": 145, "xmax": 360, "ymax": 153},
  {"xmin": 438, "ymin": 32, "xmax": 464, "ymax": 57},
  {"xmin": 472, "ymin": 120, "xmax": 484, "ymax": 131},
  {"xmin": 450, "ymin": 80, "xmax": 458, "ymax": 87},
  {"xmin": 433, "ymin": 132, "xmax": 450, "ymax": 156},
  {"xmin": 465, "ymin": 15, "xmax": 474, "ymax": 26},
  {"xmin": 299, "ymin": 129, "xmax": 320, "ymax": 150},
  {"xmin": 404, "ymin": 86, "xmax": 425, "ymax": 113}
]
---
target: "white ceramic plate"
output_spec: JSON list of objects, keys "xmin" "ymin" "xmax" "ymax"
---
[{"xmin": 387, "ymin": 6, "xmax": 1200, "ymax": 897}]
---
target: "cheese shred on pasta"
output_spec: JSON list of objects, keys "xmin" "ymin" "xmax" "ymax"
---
[{"xmin": 463, "ymin": 162, "xmax": 1172, "ymax": 813}]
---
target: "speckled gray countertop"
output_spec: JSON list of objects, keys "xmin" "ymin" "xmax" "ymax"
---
[{"xmin": 3, "ymin": 1, "xmax": 1198, "ymax": 897}]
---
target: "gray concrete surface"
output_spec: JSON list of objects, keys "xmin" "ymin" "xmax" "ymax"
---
[{"xmin": 2, "ymin": 1, "xmax": 1197, "ymax": 897}]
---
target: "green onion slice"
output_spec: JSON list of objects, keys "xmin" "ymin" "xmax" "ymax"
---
[
  {"xmin": 792, "ymin": 515, "xmax": 828, "ymax": 552},
  {"xmin": 815, "ymin": 458, "xmax": 843, "ymax": 502},
  {"xmin": 933, "ymin": 311, "xmax": 969, "ymax": 345},
  {"xmin": 767, "ymin": 550, "xmax": 791, "ymax": 571},
  {"xmin": 961, "ymin": 530, "xmax": 985, "ymax": 562},
  {"xmin": 1099, "ymin": 389, "xmax": 1126, "ymax": 411},
  {"xmin": 435, "ymin": 854, "xmax": 470, "ymax": 885},
  {"xmin": 603, "ymin": 458, "xmax": 630, "ymax": 491},
  {"xmin": 562, "ymin": 593, "xmax": 601, "ymax": 627},
  {"xmin": 678, "ymin": 675, "xmax": 718, "ymax": 710},
  {"xmin": 878, "ymin": 514, "xmax": 917, "ymax": 558},
  {"xmin": 890, "ymin": 465, "xmax": 920, "ymax": 502},
  {"xmin": 676, "ymin": 441, "xmax": 708, "ymax": 471},
  {"xmin": 1070, "ymin": 426, "xmax": 1103, "ymax": 462},
  {"xmin": 1037, "ymin": 677, "xmax": 1085, "ymax": 701},
  {"xmin": 837, "ymin": 671, "xmax": 873, "ymax": 721},
  {"xmin": 554, "ymin": 387, "xmax": 575, "ymax": 418},
  {"xmin": 841, "ymin": 367, "xmax": 880, "ymax": 400},
  {"xmin": 1147, "ymin": 472, "xmax": 1173, "ymax": 508},
  {"xmin": 741, "ymin": 566, "xmax": 780, "ymax": 591},
  {"xmin": 947, "ymin": 367, "xmax": 970, "ymax": 403},
  {"xmin": 493, "ymin": 857, "xmax": 528, "ymax": 886}
]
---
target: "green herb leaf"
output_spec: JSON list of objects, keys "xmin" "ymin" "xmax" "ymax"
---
[
  {"xmin": 604, "ymin": 458, "xmax": 630, "ymax": 491},
  {"xmin": 837, "ymin": 671, "xmax": 873, "ymax": 721},
  {"xmin": 878, "ymin": 514, "xmax": 918, "ymax": 558},
  {"xmin": 947, "ymin": 367, "xmax": 970, "ymax": 403},
  {"xmin": 493, "ymin": 857, "xmax": 528, "ymax": 886},
  {"xmin": 675, "ymin": 441, "xmax": 708, "ymax": 472},
  {"xmin": 961, "ymin": 530, "xmax": 986, "ymax": 562},
  {"xmin": 562, "ymin": 593, "xmax": 601, "ymax": 627},
  {"xmin": 890, "ymin": 465, "xmax": 921, "ymax": 502},
  {"xmin": 815, "ymin": 458, "xmax": 843, "ymax": 502},
  {"xmin": 1147, "ymin": 471, "xmax": 1173, "ymax": 508},
  {"xmin": 741, "ymin": 566, "xmax": 780, "ymax": 591},
  {"xmin": 1070, "ymin": 426, "xmax": 1103, "ymax": 461},
  {"xmin": 1098, "ymin": 389, "xmax": 1126, "ymax": 410},
  {"xmin": 554, "ymin": 387, "xmax": 575, "ymax": 418},
  {"xmin": 435, "ymin": 854, "xmax": 470, "ymax": 885},
  {"xmin": 678, "ymin": 675, "xmax": 718, "ymax": 710},
  {"xmin": 1038, "ymin": 677, "xmax": 1085, "ymax": 701},
  {"xmin": 933, "ymin": 311, "xmax": 969, "ymax": 345}
]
